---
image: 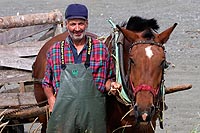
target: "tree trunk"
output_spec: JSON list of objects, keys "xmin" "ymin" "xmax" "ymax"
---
[{"xmin": 0, "ymin": 9, "xmax": 63, "ymax": 29}]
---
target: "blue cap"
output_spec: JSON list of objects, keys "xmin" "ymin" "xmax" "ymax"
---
[{"xmin": 65, "ymin": 4, "xmax": 88, "ymax": 20}]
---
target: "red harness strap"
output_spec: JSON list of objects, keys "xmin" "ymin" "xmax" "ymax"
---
[{"xmin": 130, "ymin": 81, "xmax": 159, "ymax": 97}]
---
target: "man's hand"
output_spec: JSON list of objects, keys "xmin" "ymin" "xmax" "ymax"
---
[
  {"xmin": 43, "ymin": 87, "xmax": 56, "ymax": 112},
  {"xmin": 48, "ymin": 96, "xmax": 56, "ymax": 112},
  {"xmin": 108, "ymin": 82, "xmax": 122, "ymax": 95}
]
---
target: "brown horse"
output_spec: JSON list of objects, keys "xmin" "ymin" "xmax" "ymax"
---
[
  {"xmin": 106, "ymin": 16, "xmax": 177, "ymax": 133},
  {"xmin": 32, "ymin": 31, "xmax": 97, "ymax": 133}
]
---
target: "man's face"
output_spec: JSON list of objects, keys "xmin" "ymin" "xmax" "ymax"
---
[{"xmin": 66, "ymin": 19, "xmax": 88, "ymax": 42}]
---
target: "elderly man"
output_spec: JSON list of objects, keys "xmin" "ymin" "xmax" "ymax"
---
[{"xmin": 42, "ymin": 3, "xmax": 121, "ymax": 133}]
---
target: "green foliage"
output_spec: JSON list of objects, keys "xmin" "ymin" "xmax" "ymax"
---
[{"xmin": 191, "ymin": 124, "xmax": 200, "ymax": 133}]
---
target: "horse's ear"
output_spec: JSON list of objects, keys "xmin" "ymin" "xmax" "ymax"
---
[
  {"xmin": 156, "ymin": 23, "xmax": 177, "ymax": 44},
  {"xmin": 116, "ymin": 25, "xmax": 139, "ymax": 43}
]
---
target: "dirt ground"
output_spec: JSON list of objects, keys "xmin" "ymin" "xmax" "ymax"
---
[{"xmin": 0, "ymin": 0, "xmax": 200, "ymax": 133}]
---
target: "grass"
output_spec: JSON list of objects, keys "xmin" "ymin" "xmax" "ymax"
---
[
  {"xmin": 190, "ymin": 112, "xmax": 200, "ymax": 133},
  {"xmin": 191, "ymin": 124, "xmax": 200, "ymax": 133}
]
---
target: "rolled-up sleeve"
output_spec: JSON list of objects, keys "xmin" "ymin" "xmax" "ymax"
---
[
  {"xmin": 106, "ymin": 51, "xmax": 116, "ymax": 82},
  {"xmin": 42, "ymin": 50, "xmax": 53, "ymax": 89}
]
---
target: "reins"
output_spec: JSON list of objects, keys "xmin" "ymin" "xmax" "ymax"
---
[{"xmin": 108, "ymin": 18, "xmax": 132, "ymax": 106}]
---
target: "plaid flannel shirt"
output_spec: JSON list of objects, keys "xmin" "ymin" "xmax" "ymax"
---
[{"xmin": 42, "ymin": 36, "xmax": 115, "ymax": 93}]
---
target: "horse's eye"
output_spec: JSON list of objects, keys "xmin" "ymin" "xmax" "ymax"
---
[
  {"xmin": 161, "ymin": 60, "xmax": 169, "ymax": 69},
  {"xmin": 130, "ymin": 58, "xmax": 135, "ymax": 65}
]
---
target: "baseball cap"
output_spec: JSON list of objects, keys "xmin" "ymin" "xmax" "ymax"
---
[{"xmin": 65, "ymin": 4, "xmax": 88, "ymax": 20}]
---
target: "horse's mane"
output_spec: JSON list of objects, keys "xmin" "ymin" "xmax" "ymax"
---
[
  {"xmin": 119, "ymin": 16, "xmax": 160, "ymax": 39},
  {"xmin": 126, "ymin": 16, "xmax": 159, "ymax": 32}
]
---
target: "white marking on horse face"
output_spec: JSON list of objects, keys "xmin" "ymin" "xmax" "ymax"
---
[{"xmin": 145, "ymin": 46, "xmax": 153, "ymax": 59}]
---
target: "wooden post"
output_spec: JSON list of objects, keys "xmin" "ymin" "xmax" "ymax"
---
[
  {"xmin": 0, "ymin": 9, "xmax": 63, "ymax": 29},
  {"xmin": 165, "ymin": 84, "xmax": 192, "ymax": 94}
]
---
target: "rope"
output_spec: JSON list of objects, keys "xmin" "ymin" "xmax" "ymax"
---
[
  {"xmin": 121, "ymin": 108, "xmax": 133, "ymax": 121},
  {"xmin": 116, "ymin": 89, "xmax": 131, "ymax": 106},
  {"xmin": 0, "ymin": 121, "xmax": 9, "ymax": 132},
  {"xmin": 108, "ymin": 18, "xmax": 132, "ymax": 104},
  {"xmin": 112, "ymin": 122, "xmax": 132, "ymax": 133},
  {"xmin": 107, "ymin": 18, "xmax": 120, "ymax": 81},
  {"xmin": 150, "ymin": 121, "xmax": 155, "ymax": 131},
  {"xmin": 28, "ymin": 117, "xmax": 38, "ymax": 133}
]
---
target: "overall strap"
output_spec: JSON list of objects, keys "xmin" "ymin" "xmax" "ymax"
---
[
  {"xmin": 60, "ymin": 37, "xmax": 93, "ymax": 70},
  {"xmin": 60, "ymin": 40, "xmax": 66, "ymax": 70},
  {"xmin": 84, "ymin": 37, "xmax": 93, "ymax": 69}
]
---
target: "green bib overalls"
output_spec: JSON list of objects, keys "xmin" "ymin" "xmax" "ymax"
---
[{"xmin": 46, "ymin": 38, "xmax": 106, "ymax": 133}]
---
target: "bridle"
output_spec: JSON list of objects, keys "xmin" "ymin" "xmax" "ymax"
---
[
  {"xmin": 126, "ymin": 40, "xmax": 165, "ymax": 104},
  {"xmin": 119, "ymin": 38, "xmax": 168, "ymax": 129},
  {"xmin": 107, "ymin": 19, "xmax": 177, "ymax": 130},
  {"xmin": 107, "ymin": 21, "xmax": 168, "ymax": 129},
  {"xmin": 130, "ymin": 40, "xmax": 165, "ymax": 50},
  {"xmin": 109, "ymin": 22, "xmax": 167, "ymax": 106}
]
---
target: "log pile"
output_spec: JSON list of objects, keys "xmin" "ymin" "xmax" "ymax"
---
[
  {"xmin": 0, "ymin": 10, "xmax": 64, "ymax": 94},
  {"xmin": 0, "ymin": 10, "xmax": 63, "ymax": 124}
]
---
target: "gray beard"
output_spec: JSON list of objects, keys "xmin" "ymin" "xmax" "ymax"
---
[{"xmin": 68, "ymin": 30, "xmax": 86, "ymax": 42}]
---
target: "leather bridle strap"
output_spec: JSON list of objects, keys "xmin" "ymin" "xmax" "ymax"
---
[
  {"xmin": 134, "ymin": 84, "xmax": 158, "ymax": 97},
  {"xmin": 130, "ymin": 79, "xmax": 159, "ymax": 97},
  {"xmin": 130, "ymin": 40, "xmax": 165, "ymax": 50}
]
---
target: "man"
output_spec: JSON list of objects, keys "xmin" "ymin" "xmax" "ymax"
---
[{"xmin": 42, "ymin": 3, "xmax": 121, "ymax": 133}]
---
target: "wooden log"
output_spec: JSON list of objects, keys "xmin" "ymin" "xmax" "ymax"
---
[
  {"xmin": 0, "ymin": 24, "xmax": 53, "ymax": 45},
  {"xmin": 38, "ymin": 27, "xmax": 55, "ymax": 41},
  {"xmin": 0, "ymin": 40, "xmax": 47, "ymax": 71},
  {"xmin": 2, "ymin": 105, "xmax": 49, "ymax": 120},
  {"xmin": 0, "ymin": 92, "xmax": 36, "ymax": 108},
  {"xmin": 0, "ymin": 69, "xmax": 32, "ymax": 85},
  {"xmin": 38, "ymin": 24, "xmax": 63, "ymax": 41},
  {"xmin": 0, "ymin": 9, "xmax": 63, "ymax": 29},
  {"xmin": 0, "ymin": 56, "xmax": 35, "ymax": 71},
  {"xmin": 165, "ymin": 84, "xmax": 192, "ymax": 94},
  {"xmin": 0, "ymin": 40, "xmax": 46, "ymax": 57}
]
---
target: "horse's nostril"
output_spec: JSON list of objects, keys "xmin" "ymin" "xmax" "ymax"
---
[
  {"xmin": 133, "ymin": 105, "xmax": 139, "ymax": 118},
  {"xmin": 151, "ymin": 105, "xmax": 155, "ymax": 114},
  {"xmin": 134, "ymin": 105, "xmax": 138, "ymax": 111},
  {"xmin": 141, "ymin": 113, "xmax": 148, "ymax": 121}
]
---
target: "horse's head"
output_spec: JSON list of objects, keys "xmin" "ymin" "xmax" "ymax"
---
[{"xmin": 117, "ymin": 16, "xmax": 177, "ymax": 123}]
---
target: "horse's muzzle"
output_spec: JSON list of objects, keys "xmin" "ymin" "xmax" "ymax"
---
[{"xmin": 134, "ymin": 104, "xmax": 155, "ymax": 123}]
